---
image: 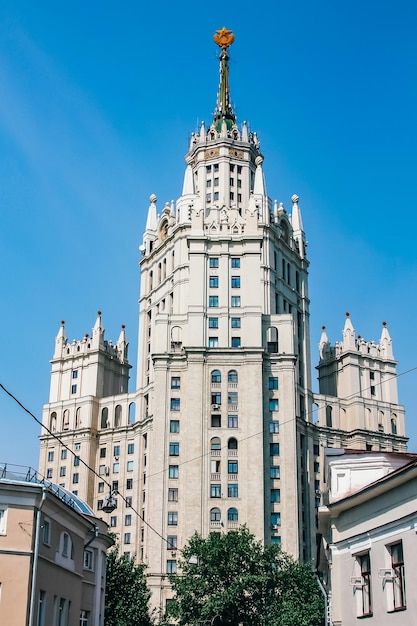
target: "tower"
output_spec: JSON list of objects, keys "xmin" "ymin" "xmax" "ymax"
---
[{"xmin": 38, "ymin": 28, "xmax": 407, "ymax": 612}]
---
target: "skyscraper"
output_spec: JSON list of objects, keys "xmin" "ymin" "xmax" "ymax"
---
[{"xmin": 39, "ymin": 27, "xmax": 406, "ymax": 609}]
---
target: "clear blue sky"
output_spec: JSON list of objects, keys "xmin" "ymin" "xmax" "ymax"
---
[{"xmin": 1, "ymin": 1, "xmax": 416, "ymax": 469}]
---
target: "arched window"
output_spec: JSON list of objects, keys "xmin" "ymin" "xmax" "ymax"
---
[
  {"xmin": 391, "ymin": 415, "xmax": 397, "ymax": 435},
  {"xmin": 228, "ymin": 438, "xmax": 238, "ymax": 450},
  {"xmin": 62, "ymin": 410, "xmax": 70, "ymax": 431},
  {"xmin": 211, "ymin": 370, "xmax": 221, "ymax": 383},
  {"xmin": 266, "ymin": 327, "xmax": 278, "ymax": 353},
  {"xmin": 228, "ymin": 370, "xmax": 238, "ymax": 383},
  {"xmin": 50, "ymin": 412, "xmax": 57, "ymax": 432},
  {"xmin": 326, "ymin": 406, "xmax": 332, "ymax": 428},
  {"xmin": 210, "ymin": 437, "xmax": 221, "ymax": 451},
  {"xmin": 128, "ymin": 403, "xmax": 136, "ymax": 424},
  {"xmin": 75, "ymin": 407, "xmax": 81, "ymax": 428},
  {"xmin": 210, "ymin": 507, "xmax": 221, "ymax": 522},
  {"xmin": 228, "ymin": 507, "xmax": 238, "ymax": 522},
  {"xmin": 101, "ymin": 407, "xmax": 109, "ymax": 429},
  {"xmin": 114, "ymin": 405, "xmax": 122, "ymax": 428}
]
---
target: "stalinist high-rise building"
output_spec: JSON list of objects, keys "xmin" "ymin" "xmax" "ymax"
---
[{"xmin": 39, "ymin": 28, "xmax": 407, "ymax": 608}]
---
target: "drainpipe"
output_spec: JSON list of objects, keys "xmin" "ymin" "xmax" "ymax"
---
[
  {"xmin": 315, "ymin": 573, "xmax": 331, "ymax": 626},
  {"xmin": 28, "ymin": 486, "xmax": 47, "ymax": 626}
]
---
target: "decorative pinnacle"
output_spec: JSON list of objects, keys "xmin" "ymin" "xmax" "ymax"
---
[{"xmin": 214, "ymin": 27, "xmax": 235, "ymax": 52}]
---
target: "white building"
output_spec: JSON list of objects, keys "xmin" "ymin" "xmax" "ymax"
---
[
  {"xmin": 319, "ymin": 450, "xmax": 417, "ymax": 625},
  {"xmin": 39, "ymin": 28, "xmax": 408, "ymax": 610}
]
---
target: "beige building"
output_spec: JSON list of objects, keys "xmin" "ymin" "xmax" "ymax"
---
[
  {"xmin": 0, "ymin": 464, "xmax": 113, "ymax": 626},
  {"xmin": 319, "ymin": 450, "xmax": 417, "ymax": 625},
  {"xmin": 38, "ymin": 28, "xmax": 408, "ymax": 610}
]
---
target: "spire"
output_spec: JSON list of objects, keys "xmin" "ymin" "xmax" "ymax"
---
[
  {"xmin": 342, "ymin": 312, "xmax": 356, "ymax": 349},
  {"xmin": 145, "ymin": 194, "xmax": 158, "ymax": 232},
  {"xmin": 213, "ymin": 27, "xmax": 235, "ymax": 128},
  {"xmin": 319, "ymin": 325, "xmax": 331, "ymax": 361},
  {"xmin": 291, "ymin": 194, "xmax": 306, "ymax": 259},
  {"xmin": 92, "ymin": 310, "xmax": 105, "ymax": 349},
  {"xmin": 54, "ymin": 320, "xmax": 67, "ymax": 357},
  {"xmin": 182, "ymin": 164, "xmax": 195, "ymax": 195},
  {"xmin": 117, "ymin": 324, "xmax": 128, "ymax": 362},
  {"xmin": 380, "ymin": 320, "xmax": 394, "ymax": 359}
]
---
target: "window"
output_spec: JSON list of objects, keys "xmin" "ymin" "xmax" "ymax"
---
[
  {"xmin": 170, "ymin": 398, "xmax": 180, "ymax": 411},
  {"xmin": 228, "ymin": 507, "xmax": 238, "ymax": 521},
  {"xmin": 127, "ymin": 443, "xmax": 134, "ymax": 454},
  {"xmin": 228, "ymin": 415, "xmax": 238, "ymax": 428},
  {"xmin": 228, "ymin": 370, "xmax": 238, "ymax": 382},
  {"xmin": 214, "ymin": 192, "xmax": 219, "ymax": 201},
  {"xmin": 211, "ymin": 414, "xmax": 221, "ymax": 427},
  {"xmin": 47, "ymin": 450, "xmax": 54, "ymax": 462},
  {"xmin": 113, "ymin": 445, "xmax": 121, "ymax": 457},
  {"xmin": 110, "ymin": 516, "xmax": 117, "ymax": 527},
  {"xmin": 326, "ymin": 406, "xmax": 332, "ymax": 427},
  {"xmin": 270, "ymin": 443, "xmax": 280, "ymax": 456},
  {"xmin": 269, "ymin": 377, "xmax": 278, "ymax": 389},
  {"xmin": 357, "ymin": 552, "xmax": 372, "ymax": 616},
  {"xmin": 214, "ymin": 164, "xmax": 219, "ymax": 172},
  {"xmin": 210, "ymin": 484, "xmax": 221, "ymax": 498},
  {"xmin": 231, "ymin": 337, "xmax": 241, "ymax": 348},
  {"xmin": 391, "ymin": 542, "xmax": 406, "ymax": 610},
  {"xmin": 230, "ymin": 192, "xmax": 234, "ymax": 201},
  {"xmin": 169, "ymin": 465, "xmax": 179, "ymax": 478},
  {"xmin": 99, "ymin": 448, "xmax": 106, "ymax": 459},
  {"xmin": 83, "ymin": 549, "xmax": 94, "ymax": 570},
  {"xmin": 231, "ymin": 276, "xmax": 240, "ymax": 288},
  {"xmin": 170, "ymin": 420, "xmax": 180, "ymax": 433},
  {"xmin": 271, "ymin": 512, "xmax": 281, "ymax": 526},
  {"xmin": 313, "ymin": 443, "xmax": 320, "ymax": 456},
  {"xmin": 42, "ymin": 518, "xmax": 50, "ymax": 544},
  {"xmin": 270, "ymin": 466, "xmax": 280, "ymax": 479},
  {"xmin": 208, "ymin": 337, "xmax": 219, "ymax": 348},
  {"xmin": 231, "ymin": 258, "xmax": 240, "ymax": 268},
  {"xmin": 125, "ymin": 514, "xmax": 132, "ymax": 526},
  {"xmin": 74, "ymin": 456, "xmax": 80, "ymax": 467},
  {"xmin": 209, "ymin": 258, "xmax": 219, "ymax": 268},
  {"xmin": 169, "ymin": 442, "xmax": 179, "ymax": 456},
  {"xmin": 391, "ymin": 417, "xmax": 397, "ymax": 435},
  {"xmin": 228, "ymin": 483, "xmax": 238, "ymax": 498},
  {"xmin": 72, "ymin": 473, "xmax": 79, "ymax": 484},
  {"xmin": 62, "ymin": 532, "xmax": 71, "ymax": 557},
  {"xmin": 210, "ymin": 507, "xmax": 221, "ymax": 522},
  {"xmin": 167, "ymin": 535, "xmax": 177, "ymax": 549},
  {"xmin": 231, "ymin": 296, "xmax": 241, "ymax": 307},
  {"xmin": 72, "ymin": 370, "xmax": 78, "ymax": 379},
  {"xmin": 211, "ymin": 437, "xmax": 221, "ymax": 450},
  {"xmin": 71, "ymin": 384, "xmax": 77, "ymax": 394},
  {"xmin": 47, "ymin": 468, "xmax": 53, "ymax": 479},
  {"xmin": 271, "ymin": 489, "xmax": 280, "ymax": 503},
  {"xmin": 61, "ymin": 449, "xmax": 67, "ymax": 460},
  {"xmin": 269, "ymin": 421, "xmax": 279, "ymax": 434},
  {"xmin": 211, "ymin": 370, "xmax": 221, "ymax": 383},
  {"xmin": 60, "ymin": 467, "xmax": 66, "ymax": 477},
  {"xmin": 228, "ymin": 392, "xmax": 238, "ymax": 405},
  {"xmin": 269, "ymin": 399, "xmax": 279, "ymax": 412},
  {"xmin": 168, "ymin": 512, "xmax": 178, "ymax": 525},
  {"xmin": 209, "ymin": 317, "xmax": 219, "ymax": 328},
  {"xmin": 126, "ymin": 479, "xmax": 133, "ymax": 490},
  {"xmin": 75, "ymin": 443, "xmax": 81, "ymax": 451},
  {"xmin": 210, "ymin": 276, "xmax": 219, "ymax": 288},
  {"xmin": 211, "ymin": 392, "xmax": 221, "ymax": 404},
  {"xmin": 231, "ymin": 317, "xmax": 241, "ymax": 328},
  {"xmin": 230, "ymin": 177, "xmax": 234, "ymax": 186},
  {"xmin": 166, "ymin": 560, "xmax": 177, "ymax": 574},
  {"xmin": 125, "ymin": 497, "xmax": 132, "ymax": 507},
  {"xmin": 124, "ymin": 533, "xmax": 131, "ymax": 544},
  {"xmin": 206, "ymin": 179, "xmax": 212, "ymax": 187},
  {"xmin": 214, "ymin": 177, "xmax": 219, "ymax": 186},
  {"xmin": 168, "ymin": 488, "xmax": 178, "ymax": 502},
  {"xmin": 171, "ymin": 376, "xmax": 181, "ymax": 389},
  {"xmin": 38, "ymin": 590, "xmax": 46, "ymax": 626},
  {"xmin": 127, "ymin": 460, "xmax": 134, "ymax": 472},
  {"xmin": 228, "ymin": 438, "xmax": 238, "ymax": 450},
  {"xmin": 113, "ymin": 463, "xmax": 119, "ymax": 473},
  {"xmin": 211, "ymin": 459, "xmax": 221, "ymax": 473},
  {"xmin": 206, "ymin": 192, "xmax": 212, "ymax": 202},
  {"xmin": 209, "ymin": 296, "xmax": 219, "ymax": 307},
  {"xmin": 228, "ymin": 461, "xmax": 238, "ymax": 474},
  {"xmin": 80, "ymin": 610, "xmax": 90, "ymax": 626}
]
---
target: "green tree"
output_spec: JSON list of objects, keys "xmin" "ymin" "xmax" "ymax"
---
[
  {"xmin": 167, "ymin": 526, "xmax": 324, "ymax": 626},
  {"xmin": 105, "ymin": 545, "xmax": 152, "ymax": 626}
]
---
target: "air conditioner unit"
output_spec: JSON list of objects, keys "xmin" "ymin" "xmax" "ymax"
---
[
  {"xmin": 271, "ymin": 525, "xmax": 278, "ymax": 531},
  {"xmin": 212, "ymin": 404, "xmax": 220, "ymax": 411},
  {"xmin": 349, "ymin": 576, "xmax": 364, "ymax": 588},
  {"xmin": 105, "ymin": 466, "xmax": 110, "ymax": 476}
]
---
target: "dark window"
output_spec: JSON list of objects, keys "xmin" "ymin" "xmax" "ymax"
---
[
  {"xmin": 269, "ymin": 377, "xmax": 278, "ymax": 389},
  {"xmin": 231, "ymin": 276, "xmax": 241, "ymax": 288},
  {"xmin": 171, "ymin": 377, "xmax": 180, "ymax": 389},
  {"xmin": 209, "ymin": 296, "xmax": 219, "ymax": 307},
  {"xmin": 228, "ymin": 461, "xmax": 238, "ymax": 474},
  {"xmin": 209, "ymin": 317, "xmax": 219, "ymax": 328},
  {"xmin": 231, "ymin": 337, "xmax": 241, "ymax": 348},
  {"xmin": 391, "ymin": 542, "xmax": 406, "ymax": 609},
  {"xmin": 210, "ymin": 276, "xmax": 219, "ymax": 288},
  {"xmin": 169, "ymin": 442, "xmax": 179, "ymax": 456},
  {"xmin": 358, "ymin": 552, "xmax": 372, "ymax": 616},
  {"xmin": 231, "ymin": 258, "xmax": 240, "ymax": 268},
  {"xmin": 170, "ymin": 420, "xmax": 180, "ymax": 433},
  {"xmin": 270, "ymin": 443, "xmax": 280, "ymax": 456},
  {"xmin": 209, "ymin": 258, "xmax": 219, "ymax": 268},
  {"xmin": 231, "ymin": 317, "xmax": 241, "ymax": 328},
  {"xmin": 170, "ymin": 398, "xmax": 180, "ymax": 411}
]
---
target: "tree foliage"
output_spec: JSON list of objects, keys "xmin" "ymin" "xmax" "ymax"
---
[
  {"xmin": 167, "ymin": 527, "xmax": 324, "ymax": 626},
  {"xmin": 105, "ymin": 545, "xmax": 152, "ymax": 626}
]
